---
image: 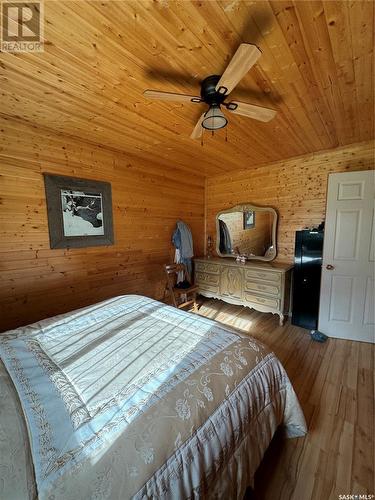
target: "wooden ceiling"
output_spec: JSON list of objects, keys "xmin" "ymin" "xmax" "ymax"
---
[{"xmin": 0, "ymin": 0, "xmax": 373, "ymax": 177}]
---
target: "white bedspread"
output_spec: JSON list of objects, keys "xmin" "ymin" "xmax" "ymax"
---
[{"xmin": 0, "ymin": 295, "xmax": 306, "ymax": 499}]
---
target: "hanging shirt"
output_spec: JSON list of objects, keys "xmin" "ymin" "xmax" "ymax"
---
[{"xmin": 172, "ymin": 220, "xmax": 194, "ymax": 280}]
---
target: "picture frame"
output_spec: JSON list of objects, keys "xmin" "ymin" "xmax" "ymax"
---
[
  {"xmin": 44, "ymin": 173, "xmax": 114, "ymax": 249},
  {"xmin": 243, "ymin": 210, "xmax": 255, "ymax": 230}
]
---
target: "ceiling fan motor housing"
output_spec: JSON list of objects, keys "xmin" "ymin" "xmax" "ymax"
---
[{"xmin": 200, "ymin": 75, "xmax": 227, "ymax": 105}]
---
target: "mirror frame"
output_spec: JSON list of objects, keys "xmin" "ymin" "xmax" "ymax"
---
[{"xmin": 216, "ymin": 203, "xmax": 278, "ymax": 262}]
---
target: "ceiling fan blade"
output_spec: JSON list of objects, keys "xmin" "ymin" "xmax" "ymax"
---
[
  {"xmin": 226, "ymin": 101, "xmax": 276, "ymax": 122},
  {"xmin": 190, "ymin": 113, "xmax": 205, "ymax": 139},
  {"xmin": 143, "ymin": 89, "xmax": 201, "ymax": 103},
  {"xmin": 216, "ymin": 44, "xmax": 261, "ymax": 96}
]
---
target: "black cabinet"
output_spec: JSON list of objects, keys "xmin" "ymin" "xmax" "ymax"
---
[{"xmin": 292, "ymin": 230, "xmax": 324, "ymax": 330}]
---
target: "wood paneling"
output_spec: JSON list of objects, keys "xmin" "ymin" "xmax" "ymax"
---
[
  {"xmin": 0, "ymin": 116, "xmax": 205, "ymax": 332},
  {"xmin": 196, "ymin": 298, "xmax": 374, "ymax": 499},
  {"xmin": 0, "ymin": 1, "xmax": 373, "ymax": 175},
  {"xmin": 206, "ymin": 141, "xmax": 375, "ymax": 262},
  {"xmin": 0, "ymin": 1, "xmax": 374, "ymax": 330}
]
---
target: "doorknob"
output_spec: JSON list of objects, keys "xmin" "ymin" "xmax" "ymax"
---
[{"xmin": 326, "ymin": 264, "xmax": 335, "ymax": 270}]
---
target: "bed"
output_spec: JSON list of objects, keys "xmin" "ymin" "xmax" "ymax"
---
[{"xmin": 0, "ymin": 295, "xmax": 306, "ymax": 499}]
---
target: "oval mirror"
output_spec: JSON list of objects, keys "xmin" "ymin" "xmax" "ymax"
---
[{"xmin": 216, "ymin": 204, "xmax": 277, "ymax": 261}]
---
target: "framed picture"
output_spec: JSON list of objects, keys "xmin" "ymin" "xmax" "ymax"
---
[
  {"xmin": 44, "ymin": 173, "xmax": 114, "ymax": 249},
  {"xmin": 243, "ymin": 210, "xmax": 255, "ymax": 230}
]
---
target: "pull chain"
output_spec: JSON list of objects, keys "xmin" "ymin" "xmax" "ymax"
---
[{"xmin": 225, "ymin": 127, "xmax": 228, "ymax": 142}]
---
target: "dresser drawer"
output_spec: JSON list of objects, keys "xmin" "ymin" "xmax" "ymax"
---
[
  {"xmin": 199, "ymin": 283, "xmax": 219, "ymax": 294},
  {"xmin": 245, "ymin": 280, "xmax": 280, "ymax": 297},
  {"xmin": 245, "ymin": 292, "xmax": 279, "ymax": 310},
  {"xmin": 196, "ymin": 271, "xmax": 219, "ymax": 287},
  {"xmin": 245, "ymin": 268, "xmax": 281, "ymax": 283},
  {"xmin": 195, "ymin": 261, "xmax": 220, "ymax": 274}
]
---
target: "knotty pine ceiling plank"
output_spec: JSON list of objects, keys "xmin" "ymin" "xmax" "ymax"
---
[{"xmin": 0, "ymin": 0, "xmax": 373, "ymax": 176}]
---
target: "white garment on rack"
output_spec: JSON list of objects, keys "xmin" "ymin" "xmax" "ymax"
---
[{"xmin": 174, "ymin": 248, "xmax": 184, "ymax": 283}]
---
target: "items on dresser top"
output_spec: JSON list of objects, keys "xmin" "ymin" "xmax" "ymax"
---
[{"xmin": 194, "ymin": 257, "xmax": 292, "ymax": 325}]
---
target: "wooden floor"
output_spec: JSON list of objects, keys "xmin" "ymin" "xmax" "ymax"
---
[{"xmin": 195, "ymin": 299, "xmax": 374, "ymax": 500}]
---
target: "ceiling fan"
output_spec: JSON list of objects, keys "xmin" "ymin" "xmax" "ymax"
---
[{"xmin": 143, "ymin": 43, "xmax": 276, "ymax": 140}]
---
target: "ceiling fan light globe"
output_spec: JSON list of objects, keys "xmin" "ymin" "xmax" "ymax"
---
[{"xmin": 202, "ymin": 105, "xmax": 228, "ymax": 130}]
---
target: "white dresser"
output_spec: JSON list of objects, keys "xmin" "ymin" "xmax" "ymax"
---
[{"xmin": 194, "ymin": 257, "xmax": 293, "ymax": 325}]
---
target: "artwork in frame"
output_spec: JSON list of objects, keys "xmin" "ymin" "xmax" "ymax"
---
[
  {"xmin": 44, "ymin": 173, "xmax": 114, "ymax": 249},
  {"xmin": 243, "ymin": 210, "xmax": 255, "ymax": 230}
]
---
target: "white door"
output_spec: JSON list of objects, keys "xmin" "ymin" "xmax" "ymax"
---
[{"xmin": 319, "ymin": 170, "xmax": 375, "ymax": 343}]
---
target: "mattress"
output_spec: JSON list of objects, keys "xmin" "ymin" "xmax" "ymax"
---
[{"xmin": 0, "ymin": 295, "xmax": 306, "ymax": 499}]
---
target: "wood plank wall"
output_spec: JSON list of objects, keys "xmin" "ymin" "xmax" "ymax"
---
[
  {"xmin": 206, "ymin": 141, "xmax": 375, "ymax": 262},
  {"xmin": 0, "ymin": 117, "xmax": 205, "ymax": 332}
]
